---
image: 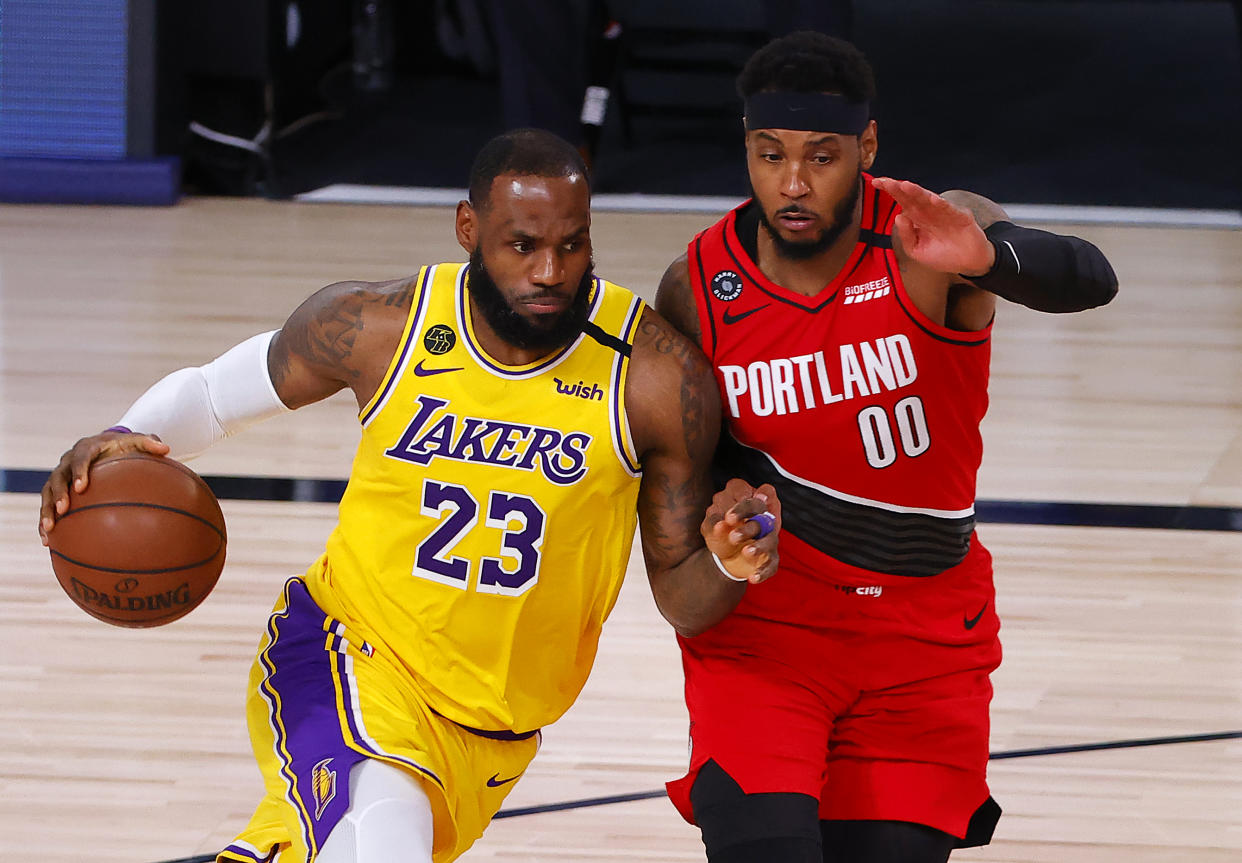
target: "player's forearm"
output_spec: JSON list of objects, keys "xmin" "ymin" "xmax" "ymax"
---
[
  {"xmin": 961, "ymin": 221, "xmax": 1119, "ymax": 313},
  {"xmin": 648, "ymin": 549, "xmax": 748, "ymax": 638},
  {"xmin": 116, "ymin": 331, "xmax": 290, "ymax": 459}
]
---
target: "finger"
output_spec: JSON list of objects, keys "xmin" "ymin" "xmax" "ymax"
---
[
  {"xmin": 749, "ymin": 510, "xmax": 777, "ymax": 538},
  {"xmin": 742, "ymin": 542, "xmax": 781, "ymax": 583},
  {"xmin": 718, "ymin": 477, "xmax": 757, "ymax": 510},
  {"xmin": 873, "ymin": 177, "xmax": 925, "ymax": 207},
  {"xmin": 880, "ymin": 179, "xmax": 952, "ymax": 222},
  {"xmin": 892, "ymin": 212, "xmax": 915, "ymax": 245},
  {"xmin": 754, "ymin": 484, "xmax": 780, "ymax": 518},
  {"xmin": 726, "ymin": 493, "xmax": 767, "ymax": 520},
  {"xmin": 38, "ymin": 481, "xmax": 60, "ymax": 540},
  {"xmin": 139, "ymin": 435, "xmax": 171, "ymax": 455},
  {"xmin": 40, "ymin": 466, "xmax": 71, "ymax": 534},
  {"xmin": 68, "ymin": 445, "xmax": 99, "ymax": 495},
  {"xmin": 702, "ymin": 507, "xmax": 732, "ymax": 545}
]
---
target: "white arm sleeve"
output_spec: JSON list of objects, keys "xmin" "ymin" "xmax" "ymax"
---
[{"xmin": 117, "ymin": 330, "xmax": 292, "ymax": 460}]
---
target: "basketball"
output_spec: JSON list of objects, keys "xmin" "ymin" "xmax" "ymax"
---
[{"xmin": 47, "ymin": 451, "xmax": 227, "ymax": 627}]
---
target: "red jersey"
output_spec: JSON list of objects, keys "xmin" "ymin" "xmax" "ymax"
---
[{"xmin": 689, "ymin": 175, "xmax": 992, "ymax": 588}]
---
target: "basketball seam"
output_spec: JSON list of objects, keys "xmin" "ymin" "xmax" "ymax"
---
[
  {"xmin": 98, "ymin": 452, "xmax": 209, "ymax": 487},
  {"xmin": 57, "ymin": 500, "xmax": 226, "ymax": 539},
  {"xmin": 50, "ymin": 545, "xmax": 224, "ymax": 576},
  {"xmin": 90, "ymin": 454, "xmax": 225, "ymax": 537}
]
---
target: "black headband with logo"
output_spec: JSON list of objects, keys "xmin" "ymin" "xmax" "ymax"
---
[{"xmin": 743, "ymin": 91, "xmax": 870, "ymax": 134}]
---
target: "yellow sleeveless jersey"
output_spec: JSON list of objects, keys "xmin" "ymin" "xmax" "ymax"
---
[{"xmin": 304, "ymin": 262, "xmax": 645, "ymax": 734}]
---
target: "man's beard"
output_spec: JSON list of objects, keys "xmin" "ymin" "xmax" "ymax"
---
[
  {"xmin": 755, "ymin": 170, "xmax": 862, "ymax": 261},
  {"xmin": 467, "ymin": 249, "xmax": 595, "ymax": 353}
]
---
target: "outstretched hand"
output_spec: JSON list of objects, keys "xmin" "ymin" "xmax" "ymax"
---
[
  {"xmin": 872, "ymin": 177, "xmax": 995, "ymax": 277},
  {"xmin": 38, "ymin": 429, "xmax": 169, "ymax": 545},
  {"xmin": 701, "ymin": 478, "xmax": 781, "ymax": 584}
]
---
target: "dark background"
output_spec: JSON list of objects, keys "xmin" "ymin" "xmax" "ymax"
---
[{"xmin": 177, "ymin": 0, "xmax": 1242, "ymax": 210}]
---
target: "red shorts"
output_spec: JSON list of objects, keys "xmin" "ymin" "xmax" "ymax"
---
[{"xmin": 667, "ymin": 542, "xmax": 1002, "ymax": 840}]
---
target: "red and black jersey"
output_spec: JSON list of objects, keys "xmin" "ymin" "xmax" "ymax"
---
[{"xmin": 689, "ymin": 174, "xmax": 992, "ymax": 585}]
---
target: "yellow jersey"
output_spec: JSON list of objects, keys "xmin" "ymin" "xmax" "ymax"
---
[{"xmin": 304, "ymin": 262, "xmax": 645, "ymax": 733}]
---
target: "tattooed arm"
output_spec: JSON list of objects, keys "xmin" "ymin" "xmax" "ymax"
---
[
  {"xmin": 38, "ymin": 276, "xmax": 418, "ymax": 540},
  {"xmin": 628, "ymin": 307, "xmax": 780, "ymax": 638},
  {"xmin": 653, "ymin": 253, "xmax": 703, "ymax": 348},
  {"xmin": 269, "ymin": 276, "xmax": 418, "ymax": 410}
]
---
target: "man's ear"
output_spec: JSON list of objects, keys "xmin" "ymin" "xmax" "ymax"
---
[
  {"xmin": 860, "ymin": 120, "xmax": 878, "ymax": 171},
  {"xmin": 456, "ymin": 199, "xmax": 478, "ymax": 254}
]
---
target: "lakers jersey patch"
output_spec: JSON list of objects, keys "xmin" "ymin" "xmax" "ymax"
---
[{"xmin": 423, "ymin": 323, "xmax": 456, "ymax": 354}]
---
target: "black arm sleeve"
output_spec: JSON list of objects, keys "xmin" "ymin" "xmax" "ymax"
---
[{"xmin": 962, "ymin": 221, "xmax": 1119, "ymax": 313}]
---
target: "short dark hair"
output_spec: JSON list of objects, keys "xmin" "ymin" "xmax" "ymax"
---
[
  {"xmin": 467, "ymin": 128, "xmax": 589, "ymax": 210},
  {"xmin": 737, "ymin": 31, "xmax": 875, "ymax": 104}
]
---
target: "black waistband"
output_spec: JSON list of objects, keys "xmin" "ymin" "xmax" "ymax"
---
[{"xmin": 714, "ymin": 435, "xmax": 975, "ymax": 577}]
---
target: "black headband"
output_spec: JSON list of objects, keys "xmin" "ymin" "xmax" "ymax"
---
[{"xmin": 743, "ymin": 91, "xmax": 870, "ymax": 134}]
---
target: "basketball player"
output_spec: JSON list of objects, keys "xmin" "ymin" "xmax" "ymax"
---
[
  {"xmin": 38, "ymin": 129, "xmax": 781, "ymax": 863},
  {"xmin": 655, "ymin": 33, "xmax": 1118, "ymax": 863}
]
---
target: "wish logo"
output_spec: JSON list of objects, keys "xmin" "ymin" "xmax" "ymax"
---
[
  {"xmin": 554, "ymin": 378, "xmax": 603, "ymax": 401},
  {"xmin": 711, "ymin": 270, "xmax": 744, "ymax": 302},
  {"xmin": 385, "ymin": 395, "xmax": 593, "ymax": 485}
]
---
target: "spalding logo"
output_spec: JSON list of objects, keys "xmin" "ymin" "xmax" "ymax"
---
[{"xmin": 71, "ymin": 578, "xmax": 191, "ymax": 612}]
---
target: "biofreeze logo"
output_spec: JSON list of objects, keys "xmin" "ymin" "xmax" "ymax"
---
[
  {"xmin": 843, "ymin": 277, "xmax": 891, "ymax": 304},
  {"xmin": 719, "ymin": 334, "xmax": 917, "ymax": 418}
]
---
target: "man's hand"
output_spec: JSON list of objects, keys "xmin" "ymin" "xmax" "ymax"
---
[
  {"xmin": 38, "ymin": 430, "xmax": 169, "ymax": 545},
  {"xmin": 701, "ymin": 478, "xmax": 781, "ymax": 584},
  {"xmin": 872, "ymin": 177, "xmax": 995, "ymax": 276}
]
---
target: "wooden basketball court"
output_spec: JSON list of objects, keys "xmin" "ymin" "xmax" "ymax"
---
[{"xmin": 1, "ymin": 198, "xmax": 1238, "ymax": 862}]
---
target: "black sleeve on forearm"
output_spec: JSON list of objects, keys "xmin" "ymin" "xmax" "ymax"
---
[{"xmin": 962, "ymin": 221, "xmax": 1119, "ymax": 313}]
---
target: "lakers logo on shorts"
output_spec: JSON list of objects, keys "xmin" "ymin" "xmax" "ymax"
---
[{"xmin": 311, "ymin": 757, "xmax": 338, "ymax": 820}]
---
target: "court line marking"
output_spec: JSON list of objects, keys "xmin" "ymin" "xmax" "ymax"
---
[
  {"xmin": 5, "ymin": 467, "xmax": 1238, "ymax": 531},
  {"xmin": 147, "ymin": 730, "xmax": 1242, "ymax": 863}
]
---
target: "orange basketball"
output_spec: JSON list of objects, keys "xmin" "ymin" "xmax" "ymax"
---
[{"xmin": 47, "ymin": 451, "xmax": 226, "ymax": 627}]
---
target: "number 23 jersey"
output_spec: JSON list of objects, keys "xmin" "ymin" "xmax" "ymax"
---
[
  {"xmin": 304, "ymin": 262, "xmax": 644, "ymax": 734},
  {"xmin": 688, "ymin": 175, "xmax": 992, "ymax": 592}
]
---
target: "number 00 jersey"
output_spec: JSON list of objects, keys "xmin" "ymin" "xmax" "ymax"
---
[
  {"xmin": 304, "ymin": 262, "xmax": 645, "ymax": 734},
  {"xmin": 688, "ymin": 175, "xmax": 992, "ymax": 590}
]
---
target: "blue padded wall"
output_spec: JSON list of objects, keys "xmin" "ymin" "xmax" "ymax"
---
[{"xmin": 0, "ymin": 0, "xmax": 129, "ymax": 158}]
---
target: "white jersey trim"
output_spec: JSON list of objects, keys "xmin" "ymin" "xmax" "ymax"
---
[{"xmin": 755, "ymin": 444, "xmax": 975, "ymax": 519}]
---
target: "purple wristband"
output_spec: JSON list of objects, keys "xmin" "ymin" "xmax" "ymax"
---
[
  {"xmin": 749, "ymin": 510, "xmax": 776, "ymax": 538},
  {"xmin": 104, "ymin": 425, "xmax": 132, "ymax": 434}
]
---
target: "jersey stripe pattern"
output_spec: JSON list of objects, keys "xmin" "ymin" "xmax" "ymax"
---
[
  {"xmin": 304, "ymin": 263, "xmax": 644, "ymax": 733},
  {"xmin": 688, "ymin": 175, "xmax": 992, "ymax": 585}
]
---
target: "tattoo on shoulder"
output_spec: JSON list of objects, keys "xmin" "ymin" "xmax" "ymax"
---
[
  {"xmin": 639, "ymin": 317, "xmax": 698, "ymax": 364},
  {"xmin": 656, "ymin": 257, "xmax": 702, "ymax": 346},
  {"xmin": 278, "ymin": 283, "xmax": 373, "ymax": 385},
  {"xmin": 383, "ymin": 275, "xmax": 420, "ymax": 309}
]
